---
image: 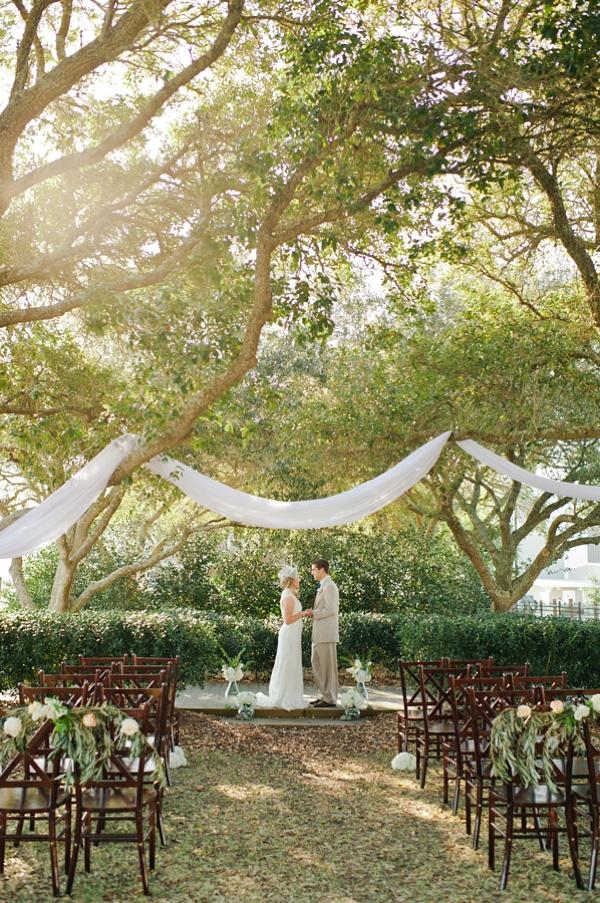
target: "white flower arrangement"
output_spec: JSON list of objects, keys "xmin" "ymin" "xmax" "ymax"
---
[
  {"xmin": 590, "ymin": 694, "xmax": 600, "ymax": 714},
  {"xmin": 120, "ymin": 717, "xmax": 140, "ymax": 737},
  {"xmin": 236, "ymin": 691, "xmax": 256, "ymax": 722},
  {"xmin": 222, "ymin": 665, "xmax": 244, "ymax": 683},
  {"xmin": 573, "ymin": 703, "xmax": 590, "ymax": 722},
  {"xmin": 391, "ymin": 751, "xmax": 417, "ymax": 772},
  {"xmin": 340, "ymin": 688, "xmax": 368, "ymax": 721},
  {"xmin": 346, "ymin": 658, "xmax": 372, "ymax": 682}
]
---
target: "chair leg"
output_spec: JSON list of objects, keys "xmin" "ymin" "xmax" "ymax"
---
[
  {"xmin": 452, "ymin": 776, "xmax": 461, "ymax": 816},
  {"xmin": 84, "ymin": 812, "xmax": 92, "ymax": 873},
  {"xmin": 488, "ymin": 796, "xmax": 495, "ymax": 871},
  {"xmin": 135, "ymin": 812, "xmax": 150, "ymax": 895},
  {"xmin": 590, "ymin": 820, "xmax": 600, "ymax": 891},
  {"xmin": 473, "ymin": 784, "xmax": 484, "ymax": 850},
  {"xmin": 549, "ymin": 809, "xmax": 559, "ymax": 871},
  {"xmin": 64, "ymin": 798, "xmax": 72, "ymax": 874},
  {"xmin": 66, "ymin": 805, "xmax": 82, "ymax": 895},
  {"xmin": 0, "ymin": 812, "xmax": 6, "ymax": 873},
  {"xmin": 13, "ymin": 814, "xmax": 25, "ymax": 847},
  {"xmin": 149, "ymin": 805, "xmax": 156, "ymax": 871},
  {"xmin": 442, "ymin": 763, "xmax": 449, "ymax": 804},
  {"xmin": 565, "ymin": 802, "xmax": 584, "ymax": 890},
  {"xmin": 465, "ymin": 781, "xmax": 472, "ymax": 836},
  {"xmin": 499, "ymin": 806, "xmax": 514, "ymax": 891},
  {"xmin": 532, "ymin": 806, "xmax": 545, "ymax": 852},
  {"xmin": 420, "ymin": 740, "xmax": 429, "ymax": 789},
  {"xmin": 48, "ymin": 810, "xmax": 60, "ymax": 897}
]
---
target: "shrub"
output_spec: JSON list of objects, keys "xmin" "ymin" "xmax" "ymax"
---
[{"xmin": 0, "ymin": 610, "xmax": 220, "ymax": 689}]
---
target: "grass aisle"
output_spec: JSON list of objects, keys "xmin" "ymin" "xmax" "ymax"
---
[{"xmin": 2, "ymin": 713, "xmax": 592, "ymax": 903}]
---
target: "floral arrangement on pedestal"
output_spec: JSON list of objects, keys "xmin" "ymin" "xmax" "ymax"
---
[
  {"xmin": 221, "ymin": 650, "xmax": 246, "ymax": 700},
  {"xmin": 490, "ymin": 693, "xmax": 600, "ymax": 792},
  {"xmin": 340, "ymin": 688, "xmax": 368, "ymax": 721},
  {"xmin": 236, "ymin": 691, "xmax": 256, "ymax": 721},
  {"xmin": 346, "ymin": 657, "xmax": 372, "ymax": 701},
  {"xmin": 0, "ymin": 698, "xmax": 165, "ymax": 788}
]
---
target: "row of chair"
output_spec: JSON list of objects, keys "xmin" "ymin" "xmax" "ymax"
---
[
  {"xmin": 1, "ymin": 654, "xmax": 181, "ymax": 896},
  {"xmin": 396, "ymin": 657, "xmax": 600, "ymax": 891}
]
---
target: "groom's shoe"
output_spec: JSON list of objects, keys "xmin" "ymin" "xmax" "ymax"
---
[
  {"xmin": 313, "ymin": 699, "xmax": 333, "ymax": 708},
  {"xmin": 308, "ymin": 698, "xmax": 322, "ymax": 706}
]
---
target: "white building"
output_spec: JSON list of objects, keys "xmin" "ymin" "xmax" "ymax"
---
[{"xmin": 517, "ymin": 533, "xmax": 600, "ymax": 617}]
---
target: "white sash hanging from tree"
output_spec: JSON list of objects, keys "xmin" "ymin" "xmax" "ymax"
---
[{"xmin": 1, "ymin": 430, "xmax": 600, "ymax": 572}]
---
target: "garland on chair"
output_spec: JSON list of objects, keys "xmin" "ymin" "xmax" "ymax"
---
[
  {"xmin": 490, "ymin": 695, "xmax": 600, "ymax": 792},
  {"xmin": 0, "ymin": 698, "xmax": 165, "ymax": 789}
]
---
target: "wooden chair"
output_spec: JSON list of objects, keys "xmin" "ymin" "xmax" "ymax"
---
[
  {"xmin": 79, "ymin": 656, "xmax": 128, "ymax": 668},
  {"xmin": 464, "ymin": 686, "xmax": 537, "ymax": 850},
  {"xmin": 19, "ymin": 684, "xmax": 91, "ymax": 707},
  {"xmin": 66, "ymin": 704, "xmax": 159, "ymax": 897},
  {"xmin": 566, "ymin": 712, "xmax": 600, "ymax": 889},
  {"xmin": 0, "ymin": 720, "xmax": 71, "ymax": 897},
  {"xmin": 132, "ymin": 657, "xmax": 181, "ymax": 748},
  {"xmin": 509, "ymin": 673, "xmax": 568, "ymax": 701},
  {"xmin": 487, "ymin": 703, "xmax": 581, "ymax": 891},
  {"xmin": 414, "ymin": 664, "xmax": 472, "ymax": 788},
  {"xmin": 443, "ymin": 674, "xmax": 511, "ymax": 815},
  {"xmin": 97, "ymin": 686, "xmax": 169, "ymax": 842},
  {"xmin": 397, "ymin": 658, "xmax": 449, "ymax": 752}
]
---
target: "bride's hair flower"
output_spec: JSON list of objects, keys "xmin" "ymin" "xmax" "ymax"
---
[{"xmin": 278, "ymin": 564, "xmax": 299, "ymax": 587}]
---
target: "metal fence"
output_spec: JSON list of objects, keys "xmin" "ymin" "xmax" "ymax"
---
[{"xmin": 513, "ymin": 597, "xmax": 600, "ymax": 620}]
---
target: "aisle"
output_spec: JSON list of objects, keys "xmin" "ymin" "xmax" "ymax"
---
[{"xmin": 2, "ymin": 713, "xmax": 590, "ymax": 903}]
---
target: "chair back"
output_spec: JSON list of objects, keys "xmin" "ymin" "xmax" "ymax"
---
[
  {"xmin": 479, "ymin": 663, "xmax": 529, "ymax": 678},
  {"xmin": 466, "ymin": 686, "xmax": 535, "ymax": 778},
  {"xmin": 19, "ymin": 684, "xmax": 90, "ymax": 707},
  {"xmin": 418, "ymin": 664, "xmax": 472, "ymax": 731},
  {"xmin": 0, "ymin": 719, "xmax": 62, "ymax": 799}
]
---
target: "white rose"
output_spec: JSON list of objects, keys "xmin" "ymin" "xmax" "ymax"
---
[
  {"xmin": 549, "ymin": 700, "xmax": 564, "ymax": 715},
  {"xmin": 222, "ymin": 666, "xmax": 236, "ymax": 682},
  {"xmin": 3, "ymin": 716, "xmax": 22, "ymax": 738},
  {"xmin": 516, "ymin": 704, "xmax": 531, "ymax": 721},
  {"xmin": 574, "ymin": 703, "xmax": 590, "ymax": 722},
  {"xmin": 43, "ymin": 697, "xmax": 67, "ymax": 720},
  {"xmin": 237, "ymin": 692, "xmax": 256, "ymax": 707},
  {"xmin": 391, "ymin": 752, "xmax": 417, "ymax": 771},
  {"xmin": 341, "ymin": 692, "xmax": 355, "ymax": 708},
  {"xmin": 589, "ymin": 694, "xmax": 600, "ymax": 714},
  {"xmin": 233, "ymin": 666, "xmax": 244, "ymax": 682},
  {"xmin": 28, "ymin": 701, "xmax": 49, "ymax": 721},
  {"xmin": 120, "ymin": 718, "xmax": 140, "ymax": 736},
  {"xmin": 82, "ymin": 712, "xmax": 97, "ymax": 729},
  {"xmin": 355, "ymin": 669, "xmax": 371, "ymax": 684}
]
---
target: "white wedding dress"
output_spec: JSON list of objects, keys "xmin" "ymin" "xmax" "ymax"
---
[{"xmin": 255, "ymin": 589, "xmax": 305, "ymax": 710}]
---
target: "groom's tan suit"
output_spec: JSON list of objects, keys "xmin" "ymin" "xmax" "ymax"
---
[{"xmin": 311, "ymin": 574, "xmax": 339, "ymax": 705}]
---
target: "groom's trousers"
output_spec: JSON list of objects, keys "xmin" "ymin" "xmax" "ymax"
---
[{"xmin": 311, "ymin": 642, "xmax": 338, "ymax": 705}]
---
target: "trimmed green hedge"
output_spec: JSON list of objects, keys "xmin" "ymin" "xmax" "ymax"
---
[{"xmin": 1, "ymin": 609, "xmax": 599, "ymax": 689}]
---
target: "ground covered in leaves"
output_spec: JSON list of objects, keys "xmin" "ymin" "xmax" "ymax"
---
[{"xmin": 1, "ymin": 712, "xmax": 595, "ymax": 902}]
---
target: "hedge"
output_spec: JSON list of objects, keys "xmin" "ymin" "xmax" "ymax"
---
[{"xmin": 1, "ymin": 609, "xmax": 600, "ymax": 690}]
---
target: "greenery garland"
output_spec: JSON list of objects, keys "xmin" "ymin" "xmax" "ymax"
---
[
  {"xmin": 490, "ymin": 696, "xmax": 598, "ymax": 792},
  {"xmin": 0, "ymin": 698, "xmax": 165, "ymax": 789}
]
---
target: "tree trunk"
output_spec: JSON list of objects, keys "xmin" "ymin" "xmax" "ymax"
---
[
  {"xmin": 8, "ymin": 557, "xmax": 34, "ymax": 609},
  {"xmin": 48, "ymin": 553, "xmax": 76, "ymax": 612}
]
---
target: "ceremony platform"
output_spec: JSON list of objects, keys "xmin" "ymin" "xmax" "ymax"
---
[{"xmin": 175, "ymin": 682, "xmax": 403, "ymax": 723}]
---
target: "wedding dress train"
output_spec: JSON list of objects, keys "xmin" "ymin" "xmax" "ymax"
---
[{"xmin": 255, "ymin": 589, "xmax": 305, "ymax": 710}]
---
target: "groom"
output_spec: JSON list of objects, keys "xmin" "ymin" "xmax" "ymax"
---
[{"xmin": 308, "ymin": 558, "xmax": 339, "ymax": 708}]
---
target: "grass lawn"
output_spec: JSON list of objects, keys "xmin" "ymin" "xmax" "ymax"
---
[{"xmin": 1, "ymin": 712, "xmax": 594, "ymax": 902}]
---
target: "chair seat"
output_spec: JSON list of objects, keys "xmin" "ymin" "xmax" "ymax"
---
[
  {"xmin": 491, "ymin": 783, "xmax": 566, "ymax": 806},
  {"xmin": 0, "ymin": 787, "xmax": 69, "ymax": 812},
  {"xmin": 81, "ymin": 787, "xmax": 157, "ymax": 812},
  {"xmin": 418, "ymin": 720, "xmax": 455, "ymax": 735}
]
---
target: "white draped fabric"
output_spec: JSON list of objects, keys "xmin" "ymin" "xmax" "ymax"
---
[
  {"xmin": 1, "ymin": 430, "xmax": 600, "ymax": 572},
  {"xmin": 145, "ymin": 431, "xmax": 451, "ymax": 529},
  {"xmin": 0, "ymin": 435, "xmax": 137, "ymax": 561},
  {"xmin": 456, "ymin": 439, "xmax": 600, "ymax": 503}
]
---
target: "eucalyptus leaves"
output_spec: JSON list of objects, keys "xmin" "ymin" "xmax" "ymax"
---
[
  {"xmin": 0, "ymin": 699, "xmax": 165, "ymax": 789},
  {"xmin": 490, "ymin": 694, "xmax": 600, "ymax": 792}
]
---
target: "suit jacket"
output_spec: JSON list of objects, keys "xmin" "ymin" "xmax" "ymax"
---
[{"xmin": 312, "ymin": 575, "xmax": 339, "ymax": 644}]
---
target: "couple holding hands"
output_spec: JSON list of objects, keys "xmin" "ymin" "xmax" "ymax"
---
[{"xmin": 255, "ymin": 558, "xmax": 339, "ymax": 710}]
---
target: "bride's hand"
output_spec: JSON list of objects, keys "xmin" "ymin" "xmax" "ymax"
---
[{"xmin": 303, "ymin": 608, "xmax": 313, "ymax": 617}]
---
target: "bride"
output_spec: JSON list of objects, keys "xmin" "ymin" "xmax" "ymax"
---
[{"xmin": 255, "ymin": 565, "xmax": 313, "ymax": 710}]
